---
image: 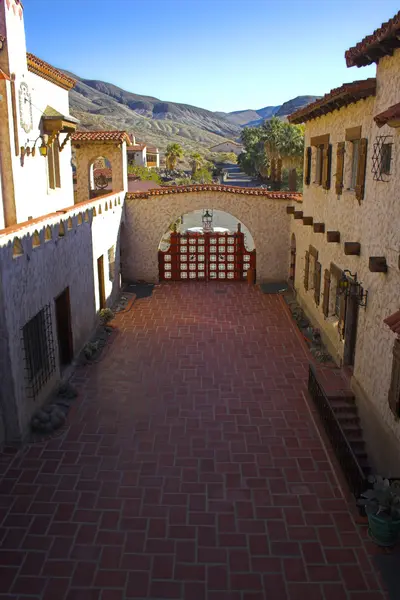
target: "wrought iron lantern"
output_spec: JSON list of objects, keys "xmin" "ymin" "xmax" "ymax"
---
[
  {"xmin": 202, "ymin": 209, "xmax": 213, "ymax": 232},
  {"xmin": 338, "ymin": 270, "xmax": 368, "ymax": 309}
]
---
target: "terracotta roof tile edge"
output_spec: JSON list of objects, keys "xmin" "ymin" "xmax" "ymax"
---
[
  {"xmin": 72, "ymin": 131, "xmax": 132, "ymax": 144},
  {"xmin": 288, "ymin": 79, "xmax": 376, "ymax": 124},
  {"xmin": 374, "ymin": 102, "xmax": 400, "ymax": 127},
  {"xmin": 345, "ymin": 10, "xmax": 400, "ymax": 67},
  {"xmin": 26, "ymin": 53, "xmax": 76, "ymax": 90},
  {"xmin": 126, "ymin": 185, "xmax": 302, "ymax": 200}
]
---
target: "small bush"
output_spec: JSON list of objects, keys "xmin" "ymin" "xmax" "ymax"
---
[{"xmin": 99, "ymin": 308, "xmax": 115, "ymax": 326}]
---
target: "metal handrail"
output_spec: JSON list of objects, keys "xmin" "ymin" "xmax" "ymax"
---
[{"xmin": 308, "ymin": 364, "xmax": 367, "ymax": 498}]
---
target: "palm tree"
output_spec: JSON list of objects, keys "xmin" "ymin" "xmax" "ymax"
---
[
  {"xmin": 279, "ymin": 123, "xmax": 304, "ymax": 191},
  {"xmin": 165, "ymin": 143, "xmax": 184, "ymax": 171},
  {"xmin": 190, "ymin": 152, "xmax": 203, "ymax": 176}
]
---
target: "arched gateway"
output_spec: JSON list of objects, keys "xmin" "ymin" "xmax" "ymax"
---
[{"xmin": 122, "ymin": 185, "xmax": 301, "ymax": 283}]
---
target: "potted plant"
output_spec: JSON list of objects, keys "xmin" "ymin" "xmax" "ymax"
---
[{"xmin": 358, "ymin": 476, "xmax": 400, "ymax": 547}]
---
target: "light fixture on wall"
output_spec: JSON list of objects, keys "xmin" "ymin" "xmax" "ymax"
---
[
  {"xmin": 0, "ymin": 35, "xmax": 5, "ymax": 52},
  {"xmin": 202, "ymin": 209, "xmax": 213, "ymax": 232},
  {"xmin": 338, "ymin": 269, "xmax": 368, "ymax": 309},
  {"xmin": 20, "ymin": 135, "xmax": 48, "ymax": 164}
]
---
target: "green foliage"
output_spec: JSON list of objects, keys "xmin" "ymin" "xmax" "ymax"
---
[
  {"xmin": 359, "ymin": 476, "xmax": 400, "ymax": 520},
  {"xmin": 99, "ymin": 308, "xmax": 115, "ymax": 326},
  {"xmin": 165, "ymin": 143, "xmax": 184, "ymax": 170},
  {"xmin": 189, "ymin": 152, "xmax": 204, "ymax": 175},
  {"xmin": 192, "ymin": 166, "xmax": 213, "ymax": 184},
  {"xmin": 128, "ymin": 164, "xmax": 162, "ymax": 184},
  {"xmin": 240, "ymin": 116, "xmax": 305, "ymax": 189}
]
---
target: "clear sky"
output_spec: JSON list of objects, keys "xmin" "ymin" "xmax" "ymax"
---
[{"xmin": 24, "ymin": 0, "xmax": 399, "ymax": 113}]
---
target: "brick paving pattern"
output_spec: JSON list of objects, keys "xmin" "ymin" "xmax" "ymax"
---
[{"xmin": 0, "ymin": 284, "xmax": 387, "ymax": 599}]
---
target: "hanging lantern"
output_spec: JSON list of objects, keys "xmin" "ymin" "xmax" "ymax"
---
[{"xmin": 202, "ymin": 209, "xmax": 213, "ymax": 232}]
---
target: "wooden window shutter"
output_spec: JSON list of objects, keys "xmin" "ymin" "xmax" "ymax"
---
[
  {"xmin": 322, "ymin": 269, "xmax": 331, "ymax": 317},
  {"xmin": 304, "ymin": 146, "xmax": 311, "ymax": 185},
  {"xmin": 335, "ymin": 142, "xmax": 345, "ymax": 195},
  {"xmin": 388, "ymin": 339, "xmax": 400, "ymax": 417},
  {"xmin": 355, "ymin": 138, "xmax": 368, "ymax": 201},
  {"xmin": 322, "ymin": 144, "xmax": 332, "ymax": 190},
  {"xmin": 314, "ymin": 261, "xmax": 322, "ymax": 305},
  {"xmin": 304, "ymin": 251, "xmax": 310, "ymax": 291}
]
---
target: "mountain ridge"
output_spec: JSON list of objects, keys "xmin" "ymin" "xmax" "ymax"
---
[{"xmin": 65, "ymin": 70, "xmax": 318, "ymax": 153}]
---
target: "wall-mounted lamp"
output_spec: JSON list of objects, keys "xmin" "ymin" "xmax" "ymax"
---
[
  {"xmin": 21, "ymin": 135, "xmax": 48, "ymax": 164},
  {"xmin": 338, "ymin": 269, "xmax": 368, "ymax": 309},
  {"xmin": 0, "ymin": 35, "xmax": 5, "ymax": 52}
]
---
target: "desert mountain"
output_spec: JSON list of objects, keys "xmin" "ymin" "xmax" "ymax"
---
[{"xmin": 65, "ymin": 70, "xmax": 318, "ymax": 153}]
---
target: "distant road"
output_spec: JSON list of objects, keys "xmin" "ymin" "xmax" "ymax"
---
[{"xmin": 220, "ymin": 164, "xmax": 260, "ymax": 188}]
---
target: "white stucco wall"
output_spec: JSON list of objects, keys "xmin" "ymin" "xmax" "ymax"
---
[
  {"xmin": 290, "ymin": 57, "xmax": 400, "ymax": 473},
  {"xmin": 0, "ymin": 191, "xmax": 123, "ymax": 442},
  {"xmin": 210, "ymin": 142, "xmax": 243, "ymax": 155},
  {"xmin": 123, "ymin": 190, "xmax": 297, "ymax": 283},
  {"xmin": 0, "ymin": 0, "xmax": 75, "ymax": 226}
]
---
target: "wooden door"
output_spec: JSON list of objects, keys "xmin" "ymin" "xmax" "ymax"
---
[
  {"xmin": 97, "ymin": 255, "xmax": 106, "ymax": 309},
  {"xmin": 343, "ymin": 295, "xmax": 359, "ymax": 367},
  {"xmin": 55, "ymin": 287, "xmax": 73, "ymax": 368}
]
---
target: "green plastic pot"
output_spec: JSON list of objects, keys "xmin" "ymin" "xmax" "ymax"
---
[{"xmin": 367, "ymin": 513, "xmax": 400, "ymax": 547}]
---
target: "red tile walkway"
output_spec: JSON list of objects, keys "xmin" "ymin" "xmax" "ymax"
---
[{"xmin": 0, "ymin": 284, "xmax": 387, "ymax": 599}]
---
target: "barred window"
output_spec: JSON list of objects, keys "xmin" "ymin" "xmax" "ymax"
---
[{"xmin": 22, "ymin": 304, "xmax": 56, "ymax": 399}]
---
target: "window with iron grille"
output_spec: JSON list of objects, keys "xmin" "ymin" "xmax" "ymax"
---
[
  {"xmin": 372, "ymin": 135, "xmax": 393, "ymax": 181},
  {"xmin": 22, "ymin": 304, "xmax": 56, "ymax": 400}
]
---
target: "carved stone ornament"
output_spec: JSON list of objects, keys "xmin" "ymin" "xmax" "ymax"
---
[{"xmin": 19, "ymin": 82, "xmax": 33, "ymax": 133}]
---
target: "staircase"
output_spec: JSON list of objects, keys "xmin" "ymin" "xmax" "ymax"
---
[{"xmin": 308, "ymin": 365, "xmax": 370, "ymax": 499}]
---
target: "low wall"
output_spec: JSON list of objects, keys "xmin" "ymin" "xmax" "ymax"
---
[{"xmin": 0, "ymin": 191, "xmax": 124, "ymax": 443}]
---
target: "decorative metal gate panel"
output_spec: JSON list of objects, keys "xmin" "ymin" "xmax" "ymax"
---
[{"xmin": 159, "ymin": 227, "xmax": 256, "ymax": 282}]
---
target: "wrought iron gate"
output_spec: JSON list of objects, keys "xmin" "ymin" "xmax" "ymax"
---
[{"xmin": 159, "ymin": 226, "xmax": 256, "ymax": 282}]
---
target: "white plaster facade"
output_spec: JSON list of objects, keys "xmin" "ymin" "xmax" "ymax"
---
[
  {"xmin": 123, "ymin": 189, "xmax": 296, "ymax": 284},
  {"xmin": 0, "ymin": 0, "xmax": 75, "ymax": 227},
  {"xmin": 289, "ymin": 48, "xmax": 400, "ymax": 476},
  {"xmin": 209, "ymin": 141, "xmax": 243, "ymax": 155}
]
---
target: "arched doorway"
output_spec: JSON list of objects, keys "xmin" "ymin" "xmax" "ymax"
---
[
  {"xmin": 289, "ymin": 233, "xmax": 296, "ymax": 285},
  {"xmin": 89, "ymin": 156, "xmax": 113, "ymax": 199},
  {"xmin": 158, "ymin": 209, "xmax": 256, "ymax": 282}
]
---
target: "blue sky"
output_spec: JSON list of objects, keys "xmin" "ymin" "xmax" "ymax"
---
[{"xmin": 24, "ymin": 0, "xmax": 399, "ymax": 112}]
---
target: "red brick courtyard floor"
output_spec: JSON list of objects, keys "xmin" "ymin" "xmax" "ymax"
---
[{"xmin": 0, "ymin": 283, "xmax": 388, "ymax": 599}]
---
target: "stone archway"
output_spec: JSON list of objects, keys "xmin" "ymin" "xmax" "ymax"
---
[
  {"xmin": 122, "ymin": 186, "xmax": 301, "ymax": 283},
  {"xmin": 72, "ymin": 132, "xmax": 130, "ymax": 204}
]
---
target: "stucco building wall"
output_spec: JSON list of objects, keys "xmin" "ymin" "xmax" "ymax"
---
[
  {"xmin": 74, "ymin": 142, "xmax": 128, "ymax": 205},
  {"xmin": 0, "ymin": 191, "xmax": 123, "ymax": 442},
  {"xmin": 0, "ymin": 0, "xmax": 75, "ymax": 226},
  {"xmin": 290, "ymin": 62, "xmax": 400, "ymax": 474},
  {"xmin": 123, "ymin": 191, "xmax": 293, "ymax": 283}
]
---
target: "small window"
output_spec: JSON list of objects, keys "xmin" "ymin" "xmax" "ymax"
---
[
  {"xmin": 315, "ymin": 145, "xmax": 324, "ymax": 185},
  {"xmin": 22, "ymin": 305, "xmax": 56, "ymax": 399},
  {"xmin": 381, "ymin": 143, "xmax": 392, "ymax": 176},
  {"xmin": 350, "ymin": 140, "xmax": 360, "ymax": 190}
]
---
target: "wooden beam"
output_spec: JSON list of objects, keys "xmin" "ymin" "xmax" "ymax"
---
[
  {"xmin": 344, "ymin": 242, "xmax": 361, "ymax": 256},
  {"xmin": 302, "ymin": 216, "xmax": 313, "ymax": 226},
  {"xmin": 294, "ymin": 211, "xmax": 303, "ymax": 219},
  {"xmin": 286, "ymin": 206, "xmax": 295, "ymax": 214},
  {"xmin": 313, "ymin": 223, "xmax": 325, "ymax": 233},
  {"xmin": 327, "ymin": 231, "xmax": 340, "ymax": 243},
  {"xmin": 369, "ymin": 256, "xmax": 388, "ymax": 273}
]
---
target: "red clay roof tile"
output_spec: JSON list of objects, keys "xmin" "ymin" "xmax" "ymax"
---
[
  {"xmin": 288, "ymin": 79, "xmax": 376, "ymax": 124},
  {"xmin": 26, "ymin": 53, "xmax": 76, "ymax": 90},
  {"xmin": 345, "ymin": 11, "xmax": 400, "ymax": 67},
  {"xmin": 71, "ymin": 131, "xmax": 132, "ymax": 144},
  {"xmin": 374, "ymin": 102, "xmax": 400, "ymax": 127},
  {"xmin": 126, "ymin": 184, "xmax": 302, "ymax": 201}
]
